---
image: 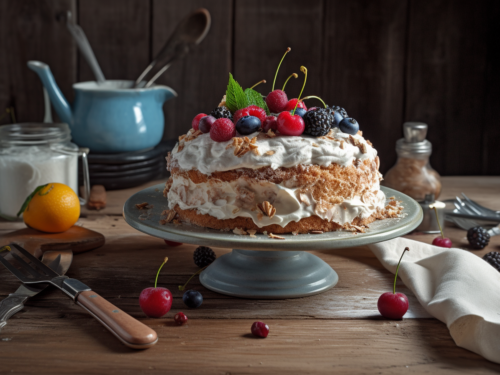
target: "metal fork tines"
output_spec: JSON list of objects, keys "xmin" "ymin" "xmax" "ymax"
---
[
  {"xmin": 0, "ymin": 244, "xmax": 60, "ymax": 284},
  {"xmin": 461, "ymin": 193, "xmax": 500, "ymax": 216}
]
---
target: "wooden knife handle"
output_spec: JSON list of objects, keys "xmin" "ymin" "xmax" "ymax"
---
[{"xmin": 77, "ymin": 290, "xmax": 158, "ymax": 349}]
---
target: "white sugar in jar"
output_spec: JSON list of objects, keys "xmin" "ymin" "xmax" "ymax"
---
[{"xmin": 0, "ymin": 123, "xmax": 89, "ymax": 219}]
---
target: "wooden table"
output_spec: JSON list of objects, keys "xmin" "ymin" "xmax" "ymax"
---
[{"xmin": 1, "ymin": 177, "xmax": 499, "ymax": 374}]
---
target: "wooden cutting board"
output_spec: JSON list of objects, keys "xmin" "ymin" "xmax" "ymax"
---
[{"xmin": 0, "ymin": 226, "xmax": 105, "ymax": 258}]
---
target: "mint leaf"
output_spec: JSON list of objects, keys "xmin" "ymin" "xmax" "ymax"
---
[
  {"xmin": 244, "ymin": 88, "xmax": 270, "ymax": 115},
  {"xmin": 225, "ymin": 73, "xmax": 247, "ymax": 113}
]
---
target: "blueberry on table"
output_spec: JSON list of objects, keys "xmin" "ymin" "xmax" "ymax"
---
[{"xmin": 183, "ymin": 290, "xmax": 203, "ymax": 308}]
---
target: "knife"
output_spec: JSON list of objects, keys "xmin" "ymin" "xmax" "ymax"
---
[
  {"xmin": 0, "ymin": 243, "xmax": 158, "ymax": 349},
  {"xmin": 0, "ymin": 250, "xmax": 73, "ymax": 331}
]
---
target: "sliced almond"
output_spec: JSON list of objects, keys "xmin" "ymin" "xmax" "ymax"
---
[
  {"xmin": 312, "ymin": 143, "xmax": 319, "ymax": 147},
  {"xmin": 265, "ymin": 129, "xmax": 276, "ymax": 138},
  {"xmin": 265, "ymin": 150, "xmax": 275, "ymax": 156},
  {"xmin": 233, "ymin": 227, "xmax": 247, "ymax": 235},
  {"xmin": 310, "ymin": 230, "xmax": 324, "ymax": 234},
  {"xmin": 258, "ymin": 201, "xmax": 276, "ymax": 218},
  {"xmin": 252, "ymin": 148, "xmax": 260, "ymax": 156},
  {"xmin": 357, "ymin": 130, "xmax": 363, "ymax": 136},
  {"xmin": 299, "ymin": 193, "xmax": 311, "ymax": 206},
  {"xmin": 340, "ymin": 140, "xmax": 345, "ymax": 149},
  {"xmin": 247, "ymin": 229, "xmax": 257, "ymax": 238},
  {"xmin": 359, "ymin": 143, "xmax": 367, "ymax": 154},
  {"xmin": 135, "ymin": 202, "xmax": 149, "ymax": 209},
  {"xmin": 268, "ymin": 233, "xmax": 285, "ymax": 240},
  {"xmin": 292, "ymin": 231, "xmax": 299, "ymax": 236}
]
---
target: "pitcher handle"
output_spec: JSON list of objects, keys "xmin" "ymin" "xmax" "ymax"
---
[{"xmin": 79, "ymin": 148, "xmax": 90, "ymax": 206}]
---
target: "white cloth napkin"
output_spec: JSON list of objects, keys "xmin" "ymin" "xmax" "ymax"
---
[{"xmin": 369, "ymin": 237, "xmax": 500, "ymax": 364}]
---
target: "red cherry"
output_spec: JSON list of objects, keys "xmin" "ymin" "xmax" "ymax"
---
[
  {"xmin": 191, "ymin": 113, "xmax": 207, "ymax": 131},
  {"xmin": 251, "ymin": 321, "xmax": 269, "ymax": 338},
  {"xmin": 377, "ymin": 292, "xmax": 409, "ymax": 319},
  {"xmin": 432, "ymin": 237, "xmax": 452, "ymax": 248},
  {"xmin": 233, "ymin": 108, "xmax": 250, "ymax": 125},
  {"xmin": 262, "ymin": 116, "xmax": 278, "ymax": 132},
  {"xmin": 277, "ymin": 111, "xmax": 305, "ymax": 136},
  {"xmin": 265, "ymin": 90, "xmax": 288, "ymax": 113},
  {"xmin": 174, "ymin": 312, "xmax": 188, "ymax": 325},
  {"xmin": 377, "ymin": 247, "xmax": 410, "ymax": 320},
  {"xmin": 164, "ymin": 240, "xmax": 182, "ymax": 247},
  {"xmin": 139, "ymin": 287, "xmax": 173, "ymax": 318},
  {"xmin": 283, "ymin": 98, "xmax": 307, "ymax": 112},
  {"xmin": 199, "ymin": 115, "xmax": 216, "ymax": 134}
]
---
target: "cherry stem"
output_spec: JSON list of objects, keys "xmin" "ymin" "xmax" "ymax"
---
[
  {"xmin": 431, "ymin": 206, "xmax": 444, "ymax": 239},
  {"xmin": 393, "ymin": 247, "xmax": 409, "ymax": 294},
  {"xmin": 272, "ymin": 47, "xmax": 291, "ymax": 91},
  {"xmin": 0, "ymin": 245, "xmax": 11, "ymax": 253},
  {"xmin": 178, "ymin": 265, "xmax": 208, "ymax": 291},
  {"xmin": 249, "ymin": 80, "xmax": 266, "ymax": 90},
  {"xmin": 292, "ymin": 66, "xmax": 308, "ymax": 115},
  {"xmin": 282, "ymin": 73, "xmax": 298, "ymax": 91},
  {"xmin": 154, "ymin": 257, "xmax": 169, "ymax": 288},
  {"xmin": 302, "ymin": 95, "xmax": 327, "ymax": 108}
]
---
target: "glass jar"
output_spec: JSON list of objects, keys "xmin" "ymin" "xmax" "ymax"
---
[
  {"xmin": 383, "ymin": 122, "xmax": 441, "ymax": 201},
  {"xmin": 0, "ymin": 123, "xmax": 89, "ymax": 220}
]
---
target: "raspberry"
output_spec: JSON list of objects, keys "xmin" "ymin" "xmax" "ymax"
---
[
  {"xmin": 191, "ymin": 113, "xmax": 207, "ymax": 130},
  {"xmin": 210, "ymin": 118, "xmax": 236, "ymax": 142},
  {"xmin": 265, "ymin": 90, "xmax": 288, "ymax": 113},
  {"xmin": 233, "ymin": 106, "xmax": 266, "ymax": 125}
]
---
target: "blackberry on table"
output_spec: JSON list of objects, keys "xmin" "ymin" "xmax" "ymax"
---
[
  {"xmin": 193, "ymin": 246, "xmax": 216, "ymax": 268},
  {"xmin": 210, "ymin": 107, "xmax": 233, "ymax": 121},
  {"xmin": 303, "ymin": 108, "xmax": 334, "ymax": 136},
  {"xmin": 467, "ymin": 226, "xmax": 490, "ymax": 250},
  {"xmin": 483, "ymin": 252, "xmax": 500, "ymax": 272}
]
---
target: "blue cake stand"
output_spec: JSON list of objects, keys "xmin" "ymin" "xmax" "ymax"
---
[{"xmin": 123, "ymin": 184, "xmax": 422, "ymax": 299}]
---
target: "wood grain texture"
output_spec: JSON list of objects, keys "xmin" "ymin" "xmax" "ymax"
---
[
  {"xmin": 152, "ymin": 0, "xmax": 233, "ymax": 140},
  {"xmin": 0, "ymin": 177, "xmax": 499, "ymax": 373},
  {"xmin": 77, "ymin": 0, "xmax": 150, "ymax": 81},
  {"xmin": 404, "ymin": 0, "xmax": 490, "ymax": 175},
  {"xmin": 233, "ymin": 0, "xmax": 324, "ymax": 108},
  {"xmin": 0, "ymin": 0, "xmax": 76, "ymax": 124},
  {"xmin": 322, "ymin": 0, "xmax": 408, "ymax": 174}
]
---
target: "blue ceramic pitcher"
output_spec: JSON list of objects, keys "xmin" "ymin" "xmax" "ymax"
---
[{"xmin": 28, "ymin": 61, "xmax": 177, "ymax": 153}]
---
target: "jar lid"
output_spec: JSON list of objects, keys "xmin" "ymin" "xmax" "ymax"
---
[
  {"xmin": 0, "ymin": 123, "xmax": 71, "ymax": 146},
  {"xmin": 396, "ymin": 122, "xmax": 432, "ymax": 154}
]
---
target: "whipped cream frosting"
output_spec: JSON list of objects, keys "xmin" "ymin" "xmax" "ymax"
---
[
  {"xmin": 171, "ymin": 128, "xmax": 377, "ymax": 175},
  {"xmin": 167, "ymin": 176, "xmax": 386, "ymax": 228}
]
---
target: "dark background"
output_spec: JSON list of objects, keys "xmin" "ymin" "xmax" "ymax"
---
[{"xmin": 0, "ymin": 0, "xmax": 499, "ymax": 175}]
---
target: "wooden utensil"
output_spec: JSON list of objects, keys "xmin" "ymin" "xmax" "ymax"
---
[{"xmin": 0, "ymin": 226, "xmax": 105, "ymax": 258}]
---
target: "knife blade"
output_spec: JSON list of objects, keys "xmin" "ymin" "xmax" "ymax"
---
[
  {"xmin": 0, "ymin": 243, "xmax": 158, "ymax": 349},
  {"xmin": 0, "ymin": 250, "xmax": 73, "ymax": 330}
]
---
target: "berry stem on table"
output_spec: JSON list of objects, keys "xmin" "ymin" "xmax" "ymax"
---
[
  {"xmin": 272, "ymin": 47, "xmax": 291, "ymax": 91},
  {"xmin": 393, "ymin": 247, "xmax": 409, "ymax": 294},
  {"xmin": 178, "ymin": 265, "xmax": 208, "ymax": 291},
  {"xmin": 249, "ymin": 79, "xmax": 266, "ymax": 90},
  {"xmin": 431, "ymin": 205, "xmax": 444, "ymax": 239},
  {"xmin": 301, "ymin": 95, "xmax": 327, "ymax": 108},
  {"xmin": 282, "ymin": 73, "xmax": 298, "ymax": 91},
  {"xmin": 292, "ymin": 66, "xmax": 308, "ymax": 115},
  {"xmin": 155, "ymin": 257, "xmax": 169, "ymax": 288},
  {"xmin": 0, "ymin": 245, "xmax": 11, "ymax": 253}
]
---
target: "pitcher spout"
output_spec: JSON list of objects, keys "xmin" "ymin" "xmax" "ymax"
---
[{"xmin": 27, "ymin": 61, "xmax": 73, "ymax": 126}]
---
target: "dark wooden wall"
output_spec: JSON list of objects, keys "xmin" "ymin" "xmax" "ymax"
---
[{"xmin": 1, "ymin": 0, "xmax": 499, "ymax": 175}]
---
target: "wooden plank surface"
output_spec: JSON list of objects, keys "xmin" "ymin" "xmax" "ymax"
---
[
  {"xmin": 322, "ymin": 0, "xmax": 408, "ymax": 174},
  {"xmin": 152, "ymin": 0, "xmax": 233, "ymax": 140},
  {"xmin": 0, "ymin": 0, "xmax": 76, "ymax": 124},
  {"xmin": 1, "ymin": 177, "xmax": 500, "ymax": 373},
  {"xmin": 78, "ymin": 0, "xmax": 151, "ymax": 81}
]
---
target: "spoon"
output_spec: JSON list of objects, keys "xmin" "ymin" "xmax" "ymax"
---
[
  {"xmin": 134, "ymin": 8, "xmax": 211, "ymax": 88},
  {"xmin": 57, "ymin": 11, "xmax": 106, "ymax": 84}
]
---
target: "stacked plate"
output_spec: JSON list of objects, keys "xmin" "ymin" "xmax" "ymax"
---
[{"xmin": 79, "ymin": 140, "xmax": 176, "ymax": 190}]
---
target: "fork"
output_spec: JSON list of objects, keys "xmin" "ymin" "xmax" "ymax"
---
[
  {"xmin": 446, "ymin": 215, "xmax": 500, "ymax": 237},
  {"xmin": 460, "ymin": 193, "xmax": 500, "ymax": 217}
]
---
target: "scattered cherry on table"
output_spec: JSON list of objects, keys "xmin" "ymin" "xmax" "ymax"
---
[
  {"xmin": 139, "ymin": 257, "xmax": 173, "ymax": 318},
  {"xmin": 174, "ymin": 312, "xmax": 188, "ymax": 326},
  {"xmin": 251, "ymin": 321, "xmax": 270, "ymax": 338},
  {"xmin": 430, "ymin": 205, "xmax": 452, "ymax": 248},
  {"xmin": 377, "ymin": 247, "xmax": 410, "ymax": 320}
]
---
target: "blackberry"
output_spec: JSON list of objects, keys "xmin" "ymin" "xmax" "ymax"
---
[
  {"xmin": 467, "ymin": 226, "xmax": 490, "ymax": 250},
  {"xmin": 483, "ymin": 252, "xmax": 500, "ymax": 272},
  {"xmin": 303, "ymin": 108, "xmax": 334, "ymax": 136},
  {"xmin": 210, "ymin": 107, "xmax": 233, "ymax": 121},
  {"xmin": 193, "ymin": 246, "xmax": 216, "ymax": 268}
]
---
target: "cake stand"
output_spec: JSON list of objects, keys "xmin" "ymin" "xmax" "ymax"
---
[{"xmin": 123, "ymin": 185, "xmax": 422, "ymax": 299}]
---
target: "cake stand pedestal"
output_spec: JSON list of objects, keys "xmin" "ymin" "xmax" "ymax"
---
[{"xmin": 123, "ymin": 185, "xmax": 422, "ymax": 299}]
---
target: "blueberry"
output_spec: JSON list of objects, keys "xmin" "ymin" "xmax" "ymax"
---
[
  {"xmin": 183, "ymin": 290, "xmax": 203, "ymax": 308},
  {"xmin": 327, "ymin": 106, "xmax": 348, "ymax": 127},
  {"xmin": 339, "ymin": 117, "xmax": 359, "ymax": 135},
  {"xmin": 236, "ymin": 115, "xmax": 261, "ymax": 135},
  {"xmin": 292, "ymin": 108, "xmax": 307, "ymax": 118}
]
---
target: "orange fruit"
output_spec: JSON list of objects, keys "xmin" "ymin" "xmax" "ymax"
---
[{"xmin": 21, "ymin": 183, "xmax": 80, "ymax": 233}]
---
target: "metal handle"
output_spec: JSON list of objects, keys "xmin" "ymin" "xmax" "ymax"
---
[
  {"xmin": 79, "ymin": 148, "xmax": 90, "ymax": 206},
  {"xmin": 0, "ymin": 294, "xmax": 28, "ymax": 331}
]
